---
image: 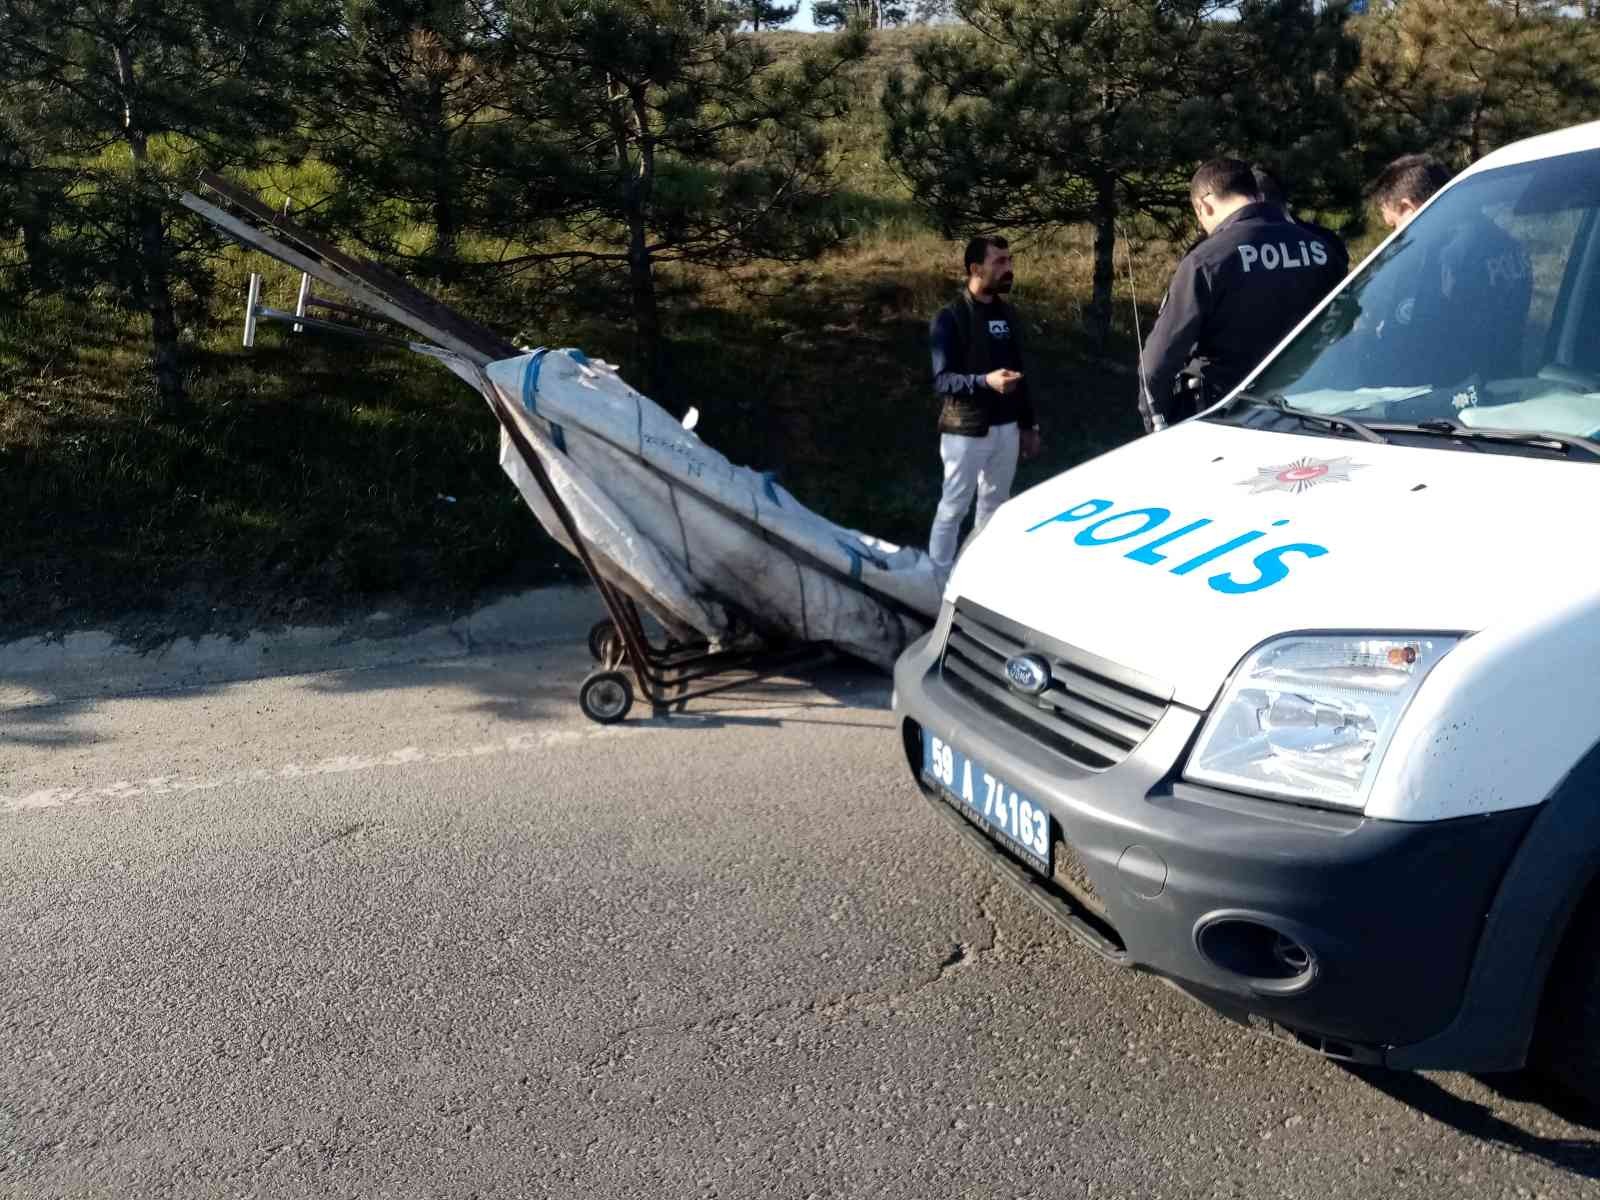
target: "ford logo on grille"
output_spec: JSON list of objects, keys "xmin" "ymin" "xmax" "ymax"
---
[{"xmin": 1004, "ymin": 654, "xmax": 1051, "ymax": 695}]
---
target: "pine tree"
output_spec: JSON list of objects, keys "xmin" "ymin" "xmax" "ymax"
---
[
  {"xmin": 1352, "ymin": 0, "xmax": 1600, "ymax": 171},
  {"xmin": 496, "ymin": 0, "xmax": 868, "ymax": 392},
  {"xmin": 0, "ymin": 0, "xmax": 328, "ymax": 410},
  {"xmin": 813, "ymin": 0, "xmax": 910, "ymax": 29},
  {"xmin": 882, "ymin": 0, "xmax": 1359, "ymax": 347},
  {"xmin": 0, "ymin": 73, "xmax": 45, "ymax": 290},
  {"xmin": 739, "ymin": 0, "xmax": 799, "ymax": 29},
  {"xmin": 310, "ymin": 1, "xmax": 516, "ymax": 281},
  {"xmin": 911, "ymin": 0, "xmax": 958, "ymax": 21}
]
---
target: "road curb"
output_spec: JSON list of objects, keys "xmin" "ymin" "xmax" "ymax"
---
[{"xmin": 0, "ymin": 585, "xmax": 605, "ymax": 710}]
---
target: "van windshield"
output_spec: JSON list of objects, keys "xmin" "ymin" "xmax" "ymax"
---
[{"xmin": 1213, "ymin": 146, "xmax": 1600, "ymax": 458}]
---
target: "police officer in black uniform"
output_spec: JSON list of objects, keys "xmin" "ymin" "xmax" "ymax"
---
[{"xmin": 1139, "ymin": 159, "xmax": 1348, "ymax": 432}]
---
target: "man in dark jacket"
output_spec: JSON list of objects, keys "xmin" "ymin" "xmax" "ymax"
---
[
  {"xmin": 927, "ymin": 235, "xmax": 1043, "ymax": 572},
  {"xmin": 1138, "ymin": 159, "xmax": 1348, "ymax": 432},
  {"xmin": 1359, "ymin": 153, "xmax": 1532, "ymax": 387}
]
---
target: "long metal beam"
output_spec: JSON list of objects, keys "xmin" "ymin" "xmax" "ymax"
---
[
  {"xmin": 253, "ymin": 305, "xmax": 435, "ymax": 351},
  {"xmin": 194, "ymin": 172, "xmax": 516, "ymax": 362},
  {"xmin": 179, "ymin": 192, "xmax": 491, "ymax": 364}
]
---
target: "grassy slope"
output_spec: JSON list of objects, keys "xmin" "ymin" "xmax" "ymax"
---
[{"xmin": 0, "ymin": 28, "xmax": 1173, "ymax": 643}]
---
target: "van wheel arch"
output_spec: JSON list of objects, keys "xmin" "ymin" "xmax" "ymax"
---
[
  {"xmin": 1385, "ymin": 743, "xmax": 1600, "ymax": 1075},
  {"xmin": 1533, "ymin": 867, "xmax": 1600, "ymax": 1103}
]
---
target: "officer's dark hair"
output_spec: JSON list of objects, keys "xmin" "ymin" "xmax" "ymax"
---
[
  {"xmin": 1190, "ymin": 159, "xmax": 1260, "ymax": 204},
  {"xmin": 964, "ymin": 235, "xmax": 1008, "ymax": 275},
  {"xmin": 1372, "ymin": 154, "xmax": 1452, "ymax": 211},
  {"xmin": 1251, "ymin": 165, "xmax": 1287, "ymax": 208}
]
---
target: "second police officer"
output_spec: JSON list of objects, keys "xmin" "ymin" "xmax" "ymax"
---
[{"xmin": 1138, "ymin": 159, "xmax": 1348, "ymax": 432}]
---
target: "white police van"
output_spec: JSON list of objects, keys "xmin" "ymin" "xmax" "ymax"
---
[{"xmin": 893, "ymin": 120, "xmax": 1600, "ymax": 1100}]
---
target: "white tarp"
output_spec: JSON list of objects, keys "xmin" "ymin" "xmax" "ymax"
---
[{"xmin": 468, "ymin": 347, "xmax": 942, "ymax": 669}]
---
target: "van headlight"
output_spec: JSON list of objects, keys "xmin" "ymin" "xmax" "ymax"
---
[{"xmin": 1184, "ymin": 635, "xmax": 1458, "ymax": 810}]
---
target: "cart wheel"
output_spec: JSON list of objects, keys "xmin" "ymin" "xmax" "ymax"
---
[
  {"xmin": 594, "ymin": 628, "xmax": 624, "ymax": 669},
  {"xmin": 579, "ymin": 670, "xmax": 633, "ymax": 724},
  {"xmin": 587, "ymin": 619, "xmax": 620, "ymax": 663}
]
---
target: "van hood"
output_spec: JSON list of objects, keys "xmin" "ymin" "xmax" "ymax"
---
[{"xmin": 951, "ymin": 420, "xmax": 1600, "ymax": 709}]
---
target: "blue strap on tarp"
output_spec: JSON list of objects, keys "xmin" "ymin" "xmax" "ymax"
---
[
  {"xmin": 837, "ymin": 542, "xmax": 863, "ymax": 581},
  {"xmin": 521, "ymin": 348, "xmax": 548, "ymax": 414},
  {"xmin": 834, "ymin": 537, "xmax": 890, "ymax": 581},
  {"xmin": 760, "ymin": 471, "xmax": 782, "ymax": 506},
  {"xmin": 520, "ymin": 347, "xmax": 568, "ymax": 453}
]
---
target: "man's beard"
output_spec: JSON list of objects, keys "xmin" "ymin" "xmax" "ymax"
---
[{"xmin": 993, "ymin": 273, "xmax": 1014, "ymax": 292}]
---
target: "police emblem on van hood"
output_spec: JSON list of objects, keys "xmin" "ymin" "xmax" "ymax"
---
[{"xmin": 1240, "ymin": 455, "xmax": 1363, "ymax": 495}]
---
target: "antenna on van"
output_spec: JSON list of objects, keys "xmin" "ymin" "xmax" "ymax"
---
[
  {"xmin": 1118, "ymin": 222, "xmax": 1159, "ymax": 429},
  {"xmin": 1120, "ymin": 227, "xmax": 1144, "ymax": 359}
]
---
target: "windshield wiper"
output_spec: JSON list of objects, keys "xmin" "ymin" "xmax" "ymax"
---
[
  {"xmin": 1384, "ymin": 418, "xmax": 1600, "ymax": 461},
  {"xmin": 1231, "ymin": 392, "xmax": 1388, "ymax": 444}
]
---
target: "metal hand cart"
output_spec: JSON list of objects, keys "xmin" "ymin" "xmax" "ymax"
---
[{"xmin": 183, "ymin": 174, "xmax": 829, "ymax": 724}]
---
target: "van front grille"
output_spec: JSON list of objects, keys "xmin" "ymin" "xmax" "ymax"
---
[{"xmin": 939, "ymin": 600, "xmax": 1172, "ymax": 771}]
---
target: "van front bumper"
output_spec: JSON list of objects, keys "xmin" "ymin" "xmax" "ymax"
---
[{"xmin": 893, "ymin": 628, "xmax": 1537, "ymax": 1064}]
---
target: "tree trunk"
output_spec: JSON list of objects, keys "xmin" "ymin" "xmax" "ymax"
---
[
  {"xmin": 432, "ymin": 192, "xmax": 457, "ymax": 275},
  {"xmin": 115, "ymin": 44, "xmax": 185, "ymax": 412},
  {"xmin": 136, "ymin": 192, "xmax": 186, "ymax": 414},
  {"xmin": 619, "ymin": 84, "xmax": 664, "ymax": 393},
  {"xmin": 425, "ymin": 82, "xmax": 459, "ymax": 281},
  {"xmin": 20, "ymin": 190, "xmax": 49, "ymax": 278},
  {"xmin": 628, "ymin": 221, "xmax": 662, "ymax": 392},
  {"xmin": 1087, "ymin": 174, "xmax": 1117, "ymax": 349}
]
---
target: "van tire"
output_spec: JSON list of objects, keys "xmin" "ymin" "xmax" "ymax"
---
[{"xmin": 1534, "ymin": 896, "xmax": 1600, "ymax": 1106}]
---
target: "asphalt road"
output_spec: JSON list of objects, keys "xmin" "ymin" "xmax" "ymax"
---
[{"xmin": 4, "ymin": 640, "xmax": 1599, "ymax": 1198}]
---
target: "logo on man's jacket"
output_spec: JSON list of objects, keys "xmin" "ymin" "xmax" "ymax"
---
[
  {"xmin": 988, "ymin": 319, "xmax": 1011, "ymax": 338},
  {"xmin": 1238, "ymin": 241, "xmax": 1331, "ymax": 272}
]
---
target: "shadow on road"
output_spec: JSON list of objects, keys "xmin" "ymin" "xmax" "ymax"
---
[
  {"xmin": 1345, "ymin": 1064, "xmax": 1600, "ymax": 1179},
  {"xmin": 0, "ymin": 695, "xmax": 103, "ymax": 751},
  {"xmin": 636, "ymin": 659, "xmax": 892, "ymax": 727},
  {"xmin": 1, "ymin": 640, "xmax": 892, "ymax": 780},
  {"xmin": 302, "ymin": 646, "xmax": 894, "ymax": 729},
  {"xmin": 1476, "ymin": 1070, "xmax": 1600, "ymax": 1132}
]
